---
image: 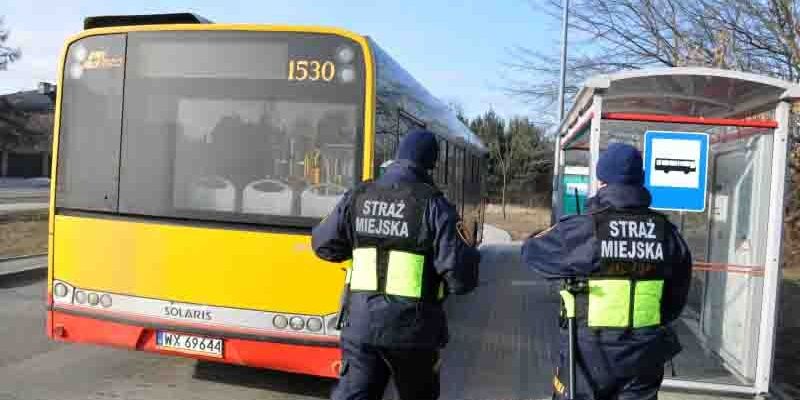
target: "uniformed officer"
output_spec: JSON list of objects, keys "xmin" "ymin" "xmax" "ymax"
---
[
  {"xmin": 312, "ymin": 129, "xmax": 480, "ymax": 400},
  {"xmin": 522, "ymin": 143, "xmax": 692, "ymax": 400}
]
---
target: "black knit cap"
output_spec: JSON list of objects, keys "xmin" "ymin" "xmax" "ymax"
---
[
  {"xmin": 396, "ymin": 130, "xmax": 439, "ymax": 170},
  {"xmin": 596, "ymin": 142, "xmax": 644, "ymax": 186}
]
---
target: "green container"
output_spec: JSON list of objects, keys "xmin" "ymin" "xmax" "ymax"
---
[{"xmin": 562, "ymin": 166, "xmax": 589, "ymax": 215}]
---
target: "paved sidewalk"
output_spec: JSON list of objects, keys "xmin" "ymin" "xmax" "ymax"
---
[
  {"xmin": 0, "ymin": 188, "xmax": 48, "ymax": 198},
  {"xmin": 660, "ymin": 391, "xmax": 754, "ymax": 399},
  {"xmin": 0, "ymin": 202, "xmax": 48, "ymax": 215},
  {"xmin": 473, "ymin": 228, "xmax": 766, "ymax": 400},
  {"xmin": 0, "ymin": 255, "xmax": 47, "ymax": 278}
]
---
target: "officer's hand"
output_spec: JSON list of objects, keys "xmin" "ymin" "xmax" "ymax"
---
[
  {"xmin": 527, "ymin": 230, "xmax": 546, "ymax": 241},
  {"xmin": 527, "ymin": 224, "xmax": 557, "ymax": 240},
  {"xmin": 456, "ymin": 221, "xmax": 475, "ymax": 247}
]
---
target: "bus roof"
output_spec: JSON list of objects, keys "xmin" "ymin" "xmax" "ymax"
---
[{"xmin": 84, "ymin": 13, "xmax": 213, "ymax": 30}]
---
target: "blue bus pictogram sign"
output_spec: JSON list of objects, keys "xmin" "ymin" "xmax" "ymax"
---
[{"xmin": 643, "ymin": 131, "xmax": 709, "ymax": 212}]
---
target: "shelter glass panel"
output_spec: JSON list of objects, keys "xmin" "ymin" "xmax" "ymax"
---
[
  {"xmin": 598, "ymin": 119, "xmax": 775, "ymax": 387},
  {"xmin": 374, "ymin": 100, "xmax": 398, "ymax": 174}
]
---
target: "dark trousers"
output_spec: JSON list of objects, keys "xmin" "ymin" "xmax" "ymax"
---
[
  {"xmin": 332, "ymin": 338, "xmax": 440, "ymax": 400},
  {"xmin": 553, "ymin": 361, "xmax": 665, "ymax": 400}
]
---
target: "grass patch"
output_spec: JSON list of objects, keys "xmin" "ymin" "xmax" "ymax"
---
[
  {"xmin": 484, "ymin": 204, "xmax": 551, "ymax": 241},
  {"xmin": 0, "ymin": 211, "xmax": 48, "ymax": 258}
]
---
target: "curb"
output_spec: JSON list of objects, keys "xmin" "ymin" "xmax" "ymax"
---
[
  {"xmin": 0, "ymin": 254, "xmax": 48, "ymax": 282},
  {"xmin": 0, "ymin": 204, "xmax": 49, "ymax": 216}
]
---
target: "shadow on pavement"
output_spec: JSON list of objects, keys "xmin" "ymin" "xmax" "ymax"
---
[
  {"xmin": 773, "ymin": 278, "xmax": 800, "ymax": 398},
  {"xmin": 193, "ymin": 360, "xmax": 335, "ymax": 398},
  {"xmin": 190, "ymin": 245, "xmax": 798, "ymax": 399},
  {"xmin": 0, "ymin": 267, "xmax": 47, "ymax": 289},
  {"xmin": 441, "ymin": 243, "xmax": 559, "ymax": 400}
]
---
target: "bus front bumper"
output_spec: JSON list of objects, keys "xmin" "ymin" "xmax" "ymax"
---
[{"xmin": 47, "ymin": 308, "xmax": 343, "ymax": 378}]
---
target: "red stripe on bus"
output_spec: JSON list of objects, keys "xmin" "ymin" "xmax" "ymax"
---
[
  {"xmin": 50, "ymin": 311, "xmax": 342, "ymax": 378},
  {"xmin": 601, "ymin": 113, "xmax": 779, "ymax": 128}
]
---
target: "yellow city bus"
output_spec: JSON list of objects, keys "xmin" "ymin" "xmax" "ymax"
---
[{"xmin": 46, "ymin": 13, "xmax": 487, "ymax": 378}]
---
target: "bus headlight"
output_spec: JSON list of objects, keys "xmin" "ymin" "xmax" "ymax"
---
[
  {"xmin": 273, "ymin": 315, "xmax": 288, "ymax": 329},
  {"xmin": 74, "ymin": 290, "xmax": 87, "ymax": 304},
  {"xmin": 306, "ymin": 318, "xmax": 323, "ymax": 332},
  {"xmin": 53, "ymin": 283, "xmax": 68, "ymax": 298},
  {"xmin": 88, "ymin": 292, "xmax": 100, "ymax": 306},
  {"xmin": 324, "ymin": 313, "xmax": 341, "ymax": 336},
  {"xmin": 338, "ymin": 67, "xmax": 355, "ymax": 83},
  {"xmin": 69, "ymin": 63, "xmax": 84, "ymax": 80},
  {"xmin": 72, "ymin": 45, "xmax": 88, "ymax": 62},
  {"xmin": 289, "ymin": 316, "xmax": 305, "ymax": 331},
  {"xmin": 100, "ymin": 294, "xmax": 112, "ymax": 308},
  {"xmin": 335, "ymin": 46, "xmax": 355, "ymax": 63}
]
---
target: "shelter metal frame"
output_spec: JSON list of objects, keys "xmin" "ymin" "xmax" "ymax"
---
[{"xmin": 552, "ymin": 67, "xmax": 798, "ymax": 396}]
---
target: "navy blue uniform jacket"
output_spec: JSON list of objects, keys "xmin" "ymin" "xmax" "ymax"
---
[
  {"xmin": 312, "ymin": 160, "xmax": 480, "ymax": 349},
  {"xmin": 522, "ymin": 185, "xmax": 692, "ymax": 376}
]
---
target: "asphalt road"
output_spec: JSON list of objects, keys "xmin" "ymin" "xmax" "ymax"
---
[
  {"xmin": 0, "ymin": 272, "xmax": 337, "ymax": 400},
  {"xmin": 0, "ymin": 244, "xmax": 559, "ymax": 400},
  {"xmin": 0, "ymin": 245, "xmax": 743, "ymax": 400}
]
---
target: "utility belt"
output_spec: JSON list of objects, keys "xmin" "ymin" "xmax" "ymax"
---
[{"xmin": 560, "ymin": 277, "xmax": 665, "ymax": 330}]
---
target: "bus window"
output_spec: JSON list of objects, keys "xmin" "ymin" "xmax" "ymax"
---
[
  {"xmin": 374, "ymin": 100, "xmax": 398, "ymax": 174},
  {"xmin": 441, "ymin": 140, "xmax": 448, "ymax": 184},
  {"xmin": 398, "ymin": 111, "xmax": 424, "ymax": 139},
  {"xmin": 456, "ymin": 149, "xmax": 466, "ymax": 209},
  {"xmin": 468, "ymin": 154, "xmax": 475, "ymax": 183},
  {"xmin": 473, "ymin": 155, "xmax": 479, "ymax": 183},
  {"xmin": 430, "ymin": 136, "xmax": 445, "ymax": 186},
  {"xmin": 448, "ymin": 144, "xmax": 457, "ymax": 199},
  {"xmin": 449, "ymin": 145, "xmax": 464, "ymax": 211},
  {"xmin": 116, "ymin": 31, "xmax": 365, "ymax": 224},
  {"xmin": 56, "ymin": 34, "xmax": 126, "ymax": 212}
]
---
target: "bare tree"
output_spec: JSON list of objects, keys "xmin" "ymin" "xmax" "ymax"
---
[
  {"xmin": 701, "ymin": 0, "xmax": 800, "ymax": 80},
  {"xmin": 471, "ymin": 111, "xmax": 552, "ymax": 217},
  {"xmin": 508, "ymin": 0, "xmax": 800, "ymax": 116},
  {"xmin": 0, "ymin": 17, "xmax": 21, "ymax": 70}
]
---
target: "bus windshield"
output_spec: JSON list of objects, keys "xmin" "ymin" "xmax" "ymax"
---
[{"xmin": 56, "ymin": 31, "xmax": 365, "ymax": 226}]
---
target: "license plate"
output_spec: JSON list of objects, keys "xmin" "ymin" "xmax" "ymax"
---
[{"xmin": 156, "ymin": 331, "xmax": 223, "ymax": 358}]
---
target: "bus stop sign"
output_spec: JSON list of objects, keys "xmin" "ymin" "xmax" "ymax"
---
[{"xmin": 643, "ymin": 131, "xmax": 709, "ymax": 212}]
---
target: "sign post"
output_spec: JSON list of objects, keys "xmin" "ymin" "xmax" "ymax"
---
[{"xmin": 643, "ymin": 131, "xmax": 709, "ymax": 212}]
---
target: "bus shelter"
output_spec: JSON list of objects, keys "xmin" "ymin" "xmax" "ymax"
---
[{"xmin": 551, "ymin": 68, "xmax": 796, "ymax": 396}]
